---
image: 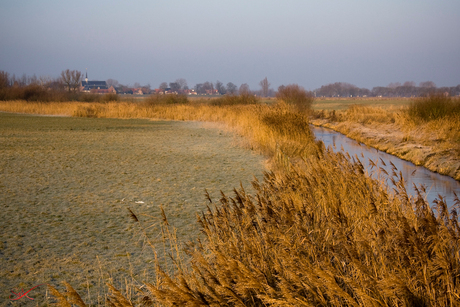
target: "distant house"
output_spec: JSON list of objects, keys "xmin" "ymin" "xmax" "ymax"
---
[
  {"xmin": 91, "ymin": 89, "xmax": 110, "ymax": 94},
  {"xmin": 184, "ymin": 89, "xmax": 197, "ymax": 95},
  {"xmin": 133, "ymin": 88, "xmax": 143, "ymax": 95},
  {"xmin": 205, "ymin": 89, "xmax": 219, "ymax": 95},
  {"xmin": 108, "ymin": 86, "xmax": 117, "ymax": 94}
]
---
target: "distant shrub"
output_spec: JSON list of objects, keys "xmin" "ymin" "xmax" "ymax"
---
[
  {"xmin": 408, "ymin": 93, "xmax": 460, "ymax": 121},
  {"xmin": 99, "ymin": 93, "xmax": 119, "ymax": 102},
  {"xmin": 0, "ymin": 85, "xmax": 54, "ymax": 102},
  {"xmin": 210, "ymin": 93, "xmax": 260, "ymax": 106},
  {"xmin": 22, "ymin": 85, "xmax": 50, "ymax": 101},
  {"xmin": 77, "ymin": 93, "xmax": 100, "ymax": 102},
  {"xmin": 145, "ymin": 94, "xmax": 188, "ymax": 105},
  {"xmin": 76, "ymin": 93, "xmax": 119, "ymax": 103},
  {"xmin": 276, "ymin": 84, "xmax": 314, "ymax": 113}
]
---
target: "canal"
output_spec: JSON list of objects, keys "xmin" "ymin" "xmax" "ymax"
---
[{"xmin": 312, "ymin": 125, "xmax": 460, "ymax": 206}]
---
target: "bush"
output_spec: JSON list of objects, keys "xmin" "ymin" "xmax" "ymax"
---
[
  {"xmin": 0, "ymin": 84, "xmax": 55, "ymax": 102},
  {"xmin": 99, "ymin": 93, "xmax": 119, "ymax": 102},
  {"xmin": 408, "ymin": 93, "xmax": 460, "ymax": 121},
  {"xmin": 210, "ymin": 93, "xmax": 260, "ymax": 106},
  {"xmin": 77, "ymin": 93, "xmax": 100, "ymax": 102},
  {"xmin": 276, "ymin": 84, "xmax": 314, "ymax": 113}
]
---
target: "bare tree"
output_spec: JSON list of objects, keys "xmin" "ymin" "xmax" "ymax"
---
[
  {"xmin": 226, "ymin": 82, "xmax": 237, "ymax": 94},
  {"xmin": 107, "ymin": 79, "xmax": 119, "ymax": 87},
  {"xmin": 38, "ymin": 75, "xmax": 53, "ymax": 88},
  {"xmin": 419, "ymin": 81, "xmax": 436, "ymax": 88},
  {"xmin": 239, "ymin": 83, "xmax": 250, "ymax": 95},
  {"xmin": 169, "ymin": 82, "xmax": 181, "ymax": 92},
  {"xmin": 403, "ymin": 81, "xmax": 416, "ymax": 87},
  {"xmin": 195, "ymin": 83, "xmax": 203, "ymax": 94},
  {"xmin": 202, "ymin": 81, "xmax": 213, "ymax": 94},
  {"xmin": 159, "ymin": 82, "xmax": 168, "ymax": 91},
  {"xmin": 388, "ymin": 82, "xmax": 402, "ymax": 89},
  {"xmin": 0, "ymin": 71, "xmax": 9, "ymax": 89},
  {"xmin": 176, "ymin": 78, "xmax": 188, "ymax": 90},
  {"xmin": 216, "ymin": 80, "xmax": 226, "ymax": 95},
  {"xmin": 259, "ymin": 77, "xmax": 271, "ymax": 97},
  {"xmin": 60, "ymin": 69, "xmax": 83, "ymax": 92}
]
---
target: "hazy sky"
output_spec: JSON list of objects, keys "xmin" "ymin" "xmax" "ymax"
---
[{"xmin": 1, "ymin": 0, "xmax": 459, "ymax": 90}]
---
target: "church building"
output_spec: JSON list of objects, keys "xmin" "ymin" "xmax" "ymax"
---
[{"xmin": 80, "ymin": 71, "xmax": 108, "ymax": 92}]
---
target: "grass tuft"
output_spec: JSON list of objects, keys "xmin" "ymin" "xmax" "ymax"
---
[{"xmin": 408, "ymin": 93, "xmax": 460, "ymax": 122}]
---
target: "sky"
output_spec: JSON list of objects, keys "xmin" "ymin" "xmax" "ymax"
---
[{"xmin": 1, "ymin": 0, "xmax": 459, "ymax": 91}]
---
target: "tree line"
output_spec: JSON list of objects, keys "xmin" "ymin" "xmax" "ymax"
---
[
  {"xmin": 2, "ymin": 69, "xmax": 459, "ymax": 101},
  {"xmin": 315, "ymin": 81, "xmax": 460, "ymax": 98},
  {"xmin": 148, "ymin": 77, "xmax": 274, "ymax": 96}
]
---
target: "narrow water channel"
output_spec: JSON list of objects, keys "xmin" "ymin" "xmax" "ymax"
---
[{"xmin": 312, "ymin": 125, "xmax": 460, "ymax": 206}]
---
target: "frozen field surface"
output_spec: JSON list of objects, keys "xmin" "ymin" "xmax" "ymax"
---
[{"xmin": 0, "ymin": 113, "xmax": 266, "ymax": 305}]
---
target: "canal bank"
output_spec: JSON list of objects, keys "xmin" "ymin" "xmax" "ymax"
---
[{"xmin": 311, "ymin": 118, "xmax": 460, "ymax": 181}]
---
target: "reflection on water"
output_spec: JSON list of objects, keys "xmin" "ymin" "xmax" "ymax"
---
[{"xmin": 312, "ymin": 126, "xmax": 459, "ymax": 206}]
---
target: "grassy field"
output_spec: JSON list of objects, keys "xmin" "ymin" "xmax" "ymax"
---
[
  {"xmin": 312, "ymin": 97, "xmax": 412, "ymax": 111},
  {"xmin": 0, "ymin": 112, "xmax": 266, "ymax": 306}
]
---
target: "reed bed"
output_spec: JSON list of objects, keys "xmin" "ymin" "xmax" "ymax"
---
[
  {"xmin": 0, "ymin": 99, "xmax": 318, "ymax": 164},
  {"xmin": 51, "ymin": 150, "xmax": 460, "ymax": 306},
  {"xmin": 0, "ymin": 100, "xmax": 81, "ymax": 116}
]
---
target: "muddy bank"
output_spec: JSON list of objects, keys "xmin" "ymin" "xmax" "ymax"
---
[{"xmin": 311, "ymin": 118, "xmax": 460, "ymax": 181}]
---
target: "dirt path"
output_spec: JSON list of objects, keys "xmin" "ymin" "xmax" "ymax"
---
[{"xmin": 0, "ymin": 113, "xmax": 266, "ymax": 305}]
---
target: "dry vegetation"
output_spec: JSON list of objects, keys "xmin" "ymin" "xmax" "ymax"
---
[
  {"xmin": 2, "ymin": 93, "xmax": 460, "ymax": 306},
  {"xmin": 46, "ymin": 150, "xmax": 460, "ymax": 307},
  {"xmin": 0, "ymin": 97, "xmax": 318, "ymax": 164}
]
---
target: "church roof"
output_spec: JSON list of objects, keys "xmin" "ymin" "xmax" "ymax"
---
[
  {"xmin": 81, "ymin": 80, "xmax": 108, "ymax": 90},
  {"xmin": 81, "ymin": 80, "xmax": 107, "ymax": 86}
]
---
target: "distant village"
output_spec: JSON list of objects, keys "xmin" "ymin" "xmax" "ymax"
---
[
  {"xmin": 81, "ymin": 80, "xmax": 204, "ymax": 96},
  {"xmin": 82, "ymin": 75, "xmax": 460, "ymax": 98},
  {"xmin": 2, "ymin": 69, "xmax": 459, "ymax": 99},
  {"xmin": 81, "ymin": 74, "xmax": 215, "ymax": 96}
]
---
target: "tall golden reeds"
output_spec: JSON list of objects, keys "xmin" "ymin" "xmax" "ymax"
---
[{"xmin": 93, "ymin": 150, "xmax": 460, "ymax": 306}]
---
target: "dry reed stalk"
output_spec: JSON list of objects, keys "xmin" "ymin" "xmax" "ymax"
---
[
  {"xmin": 48, "ymin": 282, "xmax": 87, "ymax": 307},
  {"xmin": 119, "ymin": 150, "xmax": 460, "ymax": 306}
]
